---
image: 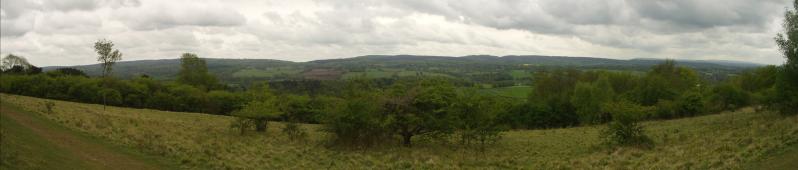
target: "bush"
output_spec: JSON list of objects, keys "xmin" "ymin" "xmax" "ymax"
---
[
  {"xmin": 600, "ymin": 100, "xmax": 653, "ymax": 148},
  {"xmin": 452, "ymin": 89, "xmax": 508, "ymax": 150},
  {"xmin": 42, "ymin": 101, "xmax": 55, "ymax": 113},
  {"xmin": 230, "ymin": 117, "xmax": 257, "ymax": 135},
  {"xmin": 708, "ymin": 84, "xmax": 750, "ymax": 112},
  {"xmin": 320, "ymin": 95, "xmax": 391, "ymax": 147},
  {"xmin": 282, "ymin": 122, "xmax": 307, "ymax": 141}
]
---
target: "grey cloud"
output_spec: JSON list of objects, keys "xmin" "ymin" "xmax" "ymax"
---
[
  {"xmin": 1, "ymin": 15, "xmax": 35, "ymax": 37},
  {"xmin": 0, "ymin": 0, "xmax": 39, "ymax": 19},
  {"xmin": 0, "ymin": 0, "xmax": 791, "ymax": 66},
  {"xmin": 114, "ymin": 1, "xmax": 246, "ymax": 30},
  {"xmin": 42, "ymin": 0, "xmax": 99, "ymax": 12}
]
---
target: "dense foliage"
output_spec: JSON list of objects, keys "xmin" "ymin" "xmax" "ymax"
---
[{"xmin": 774, "ymin": 1, "xmax": 798, "ymax": 115}]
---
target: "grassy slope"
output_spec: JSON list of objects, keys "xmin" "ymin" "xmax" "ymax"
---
[
  {"xmin": 0, "ymin": 101, "xmax": 176, "ymax": 169},
  {"xmin": 1, "ymin": 94, "xmax": 797, "ymax": 169},
  {"xmin": 0, "ymin": 104, "xmax": 89, "ymax": 169}
]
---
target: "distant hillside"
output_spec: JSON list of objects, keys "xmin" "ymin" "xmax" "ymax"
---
[
  {"xmin": 43, "ymin": 55, "xmax": 763, "ymax": 83},
  {"xmin": 45, "ymin": 58, "xmax": 296, "ymax": 80}
]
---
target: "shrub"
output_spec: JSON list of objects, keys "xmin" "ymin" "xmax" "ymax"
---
[
  {"xmin": 282, "ymin": 122, "xmax": 307, "ymax": 141},
  {"xmin": 673, "ymin": 90, "xmax": 705, "ymax": 117},
  {"xmin": 42, "ymin": 101, "xmax": 55, "ymax": 113},
  {"xmin": 600, "ymin": 100, "xmax": 653, "ymax": 148},
  {"xmin": 708, "ymin": 84, "xmax": 750, "ymax": 112},
  {"xmin": 230, "ymin": 118, "xmax": 257, "ymax": 135},
  {"xmin": 320, "ymin": 95, "xmax": 391, "ymax": 147},
  {"xmin": 452, "ymin": 89, "xmax": 508, "ymax": 150}
]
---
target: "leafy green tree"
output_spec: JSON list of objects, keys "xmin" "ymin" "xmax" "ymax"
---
[
  {"xmin": 674, "ymin": 90, "xmax": 705, "ymax": 117},
  {"xmin": 571, "ymin": 76, "xmax": 615, "ymax": 124},
  {"xmin": 94, "ymin": 39, "xmax": 122, "ymax": 109},
  {"xmin": 231, "ymin": 82, "xmax": 282, "ymax": 134},
  {"xmin": 385, "ymin": 77, "xmax": 457, "ymax": 146},
  {"xmin": 451, "ymin": 88, "xmax": 508, "ymax": 150},
  {"xmin": 600, "ymin": 100, "xmax": 653, "ymax": 148},
  {"xmin": 206, "ymin": 90, "xmax": 245, "ymax": 115},
  {"xmin": 94, "ymin": 39, "xmax": 122, "ymax": 78},
  {"xmin": 708, "ymin": 84, "xmax": 750, "ymax": 112},
  {"xmin": 320, "ymin": 93, "xmax": 391, "ymax": 147},
  {"xmin": 636, "ymin": 60, "xmax": 700, "ymax": 106},
  {"xmin": 774, "ymin": 1, "xmax": 798, "ymax": 115},
  {"xmin": 177, "ymin": 53, "xmax": 218, "ymax": 90},
  {"xmin": 637, "ymin": 74, "xmax": 676, "ymax": 106}
]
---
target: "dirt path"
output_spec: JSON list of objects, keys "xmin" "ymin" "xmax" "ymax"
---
[{"xmin": 0, "ymin": 105, "xmax": 161, "ymax": 170}]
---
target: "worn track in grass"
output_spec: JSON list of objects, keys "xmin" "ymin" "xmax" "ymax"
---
[{"xmin": 0, "ymin": 102, "xmax": 165, "ymax": 170}]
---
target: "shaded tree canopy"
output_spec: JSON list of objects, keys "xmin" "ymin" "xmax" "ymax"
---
[{"xmin": 177, "ymin": 53, "xmax": 218, "ymax": 90}]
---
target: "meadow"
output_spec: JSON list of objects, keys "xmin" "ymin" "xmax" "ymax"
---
[{"xmin": 2, "ymin": 93, "xmax": 796, "ymax": 169}]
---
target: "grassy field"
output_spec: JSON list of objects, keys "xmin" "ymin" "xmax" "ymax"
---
[
  {"xmin": 342, "ymin": 69, "xmax": 452, "ymax": 79},
  {"xmin": 2, "ymin": 94, "xmax": 797, "ymax": 169},
  {"xmin": 509, "ymin": 70, "xmax": 531, "ymax": 80},
  {"xmin": 0, "ymin": 100, "xmax": 175, "ymax": 169},
  {"xmin": 231, "ymin": 68, "xmax": 301, "ymax": 78}
]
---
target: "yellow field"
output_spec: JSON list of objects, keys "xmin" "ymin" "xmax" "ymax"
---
[{"xmin": 2, "ymin": 94, "xmax": 797, "ymax": 169}]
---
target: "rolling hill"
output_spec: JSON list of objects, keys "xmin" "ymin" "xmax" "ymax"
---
[{"xmin": 43, "ymin": 55, "xmax": 763, "ymax": 83}]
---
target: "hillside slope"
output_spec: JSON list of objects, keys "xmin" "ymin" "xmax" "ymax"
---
[
  {"xmin": 0, "ymin": 101, "xmax": 174, "ymax": 169},
  {"xmin": 1, "ymin": 94, "xmax": 795, "ymax": 169},
  {"xmin": 43, "ymin": 55, "xmax": 761, "ymax": 82}
]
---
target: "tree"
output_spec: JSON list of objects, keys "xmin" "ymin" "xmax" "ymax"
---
[
  {"xmin": 231, "ymin": 82, "xmax": 282, "ymax": 134},
  {"xmin": 94, "ymin": 39, "xmax": 122, "ymax": 78},
  {"xmin": 1, "ymin": 54, "xmax": 40, "ymax": 75},
  {"xmin": 600, "ymin": 100, "xmax": 653, "ymax": 148},
  {"xmin": 177, "ymin": 53, "xmax": 218, "ymax": 90},
  {"xmin": 571, "ymin": 76, "xmax": 615, "ymax": 124},
  {"xmin": 94, "ymin": 39, "xmax": 122, "ymax": 109},
  {"xmin": 451, "ymin": 88, "xmax": 508, "ymax": 150},
  {"xmin": 48, "ymin": 67, "xmax": 88, "ymax": 77},
  {"xmin": 773, "ymin": 1, "xmax": 798, "ymax": 115},
  {"xmin": 321, "ymin": 92, "xmax": 390, "ymax": 147},
  {"xmin": 384, "ymin": 77, "xmax": 457, "ymax": 147},
  {"xmin": 708, "ymin": 84, "xmax": 750, "ymax": 112}
]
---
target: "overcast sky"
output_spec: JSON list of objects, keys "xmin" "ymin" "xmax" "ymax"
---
[{"xmin": 0, "ymin": 0, "xmax": 792, "ymax": 66}]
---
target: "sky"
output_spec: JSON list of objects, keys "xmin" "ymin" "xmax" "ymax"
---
[{"xmin": 0, "ymin": 0, "xmax": 793, "ymax": 66}]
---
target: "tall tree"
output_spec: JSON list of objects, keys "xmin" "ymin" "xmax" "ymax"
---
[
  {"xmin": 94, "ymin": 39, "xmax": 123, "ymax": 78},
  {"xmin": 177, "ymin": 53, "xmax": 218, "ymax": 90},
  {"xmin": 94, "ymin": 39, "xmax": 122, "ymax": 109},
  {"xmin": 774, "ymin": 0, "xmax": 798, "ymax": 115}
]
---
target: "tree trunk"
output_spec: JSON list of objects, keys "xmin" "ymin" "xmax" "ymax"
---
[
  {"xmin": 401, "ymin": 133, "xmax": 413, "ymax": 147},
  {"xmin": 255, "ymin": 119, "xmax": 268, "ymax": 132}
]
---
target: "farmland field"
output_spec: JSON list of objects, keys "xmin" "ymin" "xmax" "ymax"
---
[
  {"xmin": 2, "ymin": 94, "xmax": 796, "ymax": 169},
  {"xmin": 232, "ymin": 68, "xmax": 301, "ymax": 78}
]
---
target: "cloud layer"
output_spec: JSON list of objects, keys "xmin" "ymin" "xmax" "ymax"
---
[{"xmin": 0, "ymin": 0, "xmax": 791, "ymax": 66}]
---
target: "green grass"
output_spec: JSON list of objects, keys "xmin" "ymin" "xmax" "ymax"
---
[
  {"xmin": 1, "ymin": 104, "xmax": 89, "ymax": 169},
  {"xmin": 509, "ymin": 70, "xmax": 531, "ymax": 79},
  {"xmin": 2, "ymin": 94, "xmax": 797, "ymax": 169},
  {"xmin": 0, "ymin": 102, "xmax": 178, "ymax": 169}
]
